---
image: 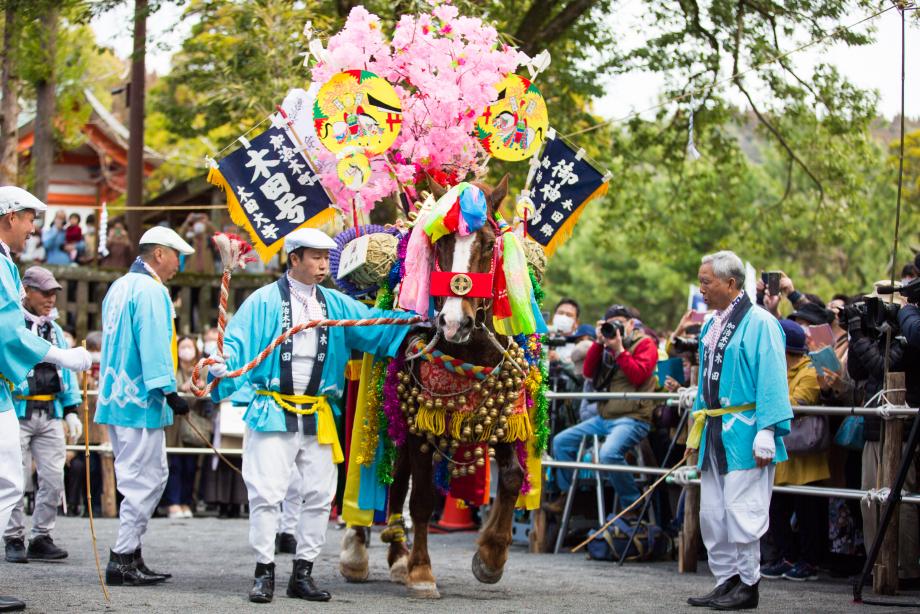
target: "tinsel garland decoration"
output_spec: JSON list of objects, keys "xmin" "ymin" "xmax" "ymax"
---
[{"xmin": 529, "ymin": 267, "xmax": 545, "ymax": 304}]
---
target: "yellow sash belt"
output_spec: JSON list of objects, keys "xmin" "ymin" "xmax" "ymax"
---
[
  {"xmin": 0, "ymin": 374, "xmax": 14, "ymax": 391},
  {"xmin": 16, "ymin": 394, "xmax": 55, "ymax": 402},
  {"xmin": 687, "ymin": 403, "xmax": 756, "ymax": 450},
  {"xmin": 255, "ymin": 390, "xmax": 343, "ymax": 464}
]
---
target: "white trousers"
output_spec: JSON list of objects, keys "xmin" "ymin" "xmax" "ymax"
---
[
  {"xmin": 0, "ymin": 411, "xmax": 24, "ymax": 540},
  {"xmin": 243, "ymin": 428, "xmax": 337, "ymax": 564},
  {"xmin": 278, "ymin": 465, "xmax": 303, "ymax": 535},
  {"xmin": 5, "ymin": 413, "xmax": 66, "ymax": 540},
  {"xmin": 700, "ymin": 451, "xmax": 775, "ymax": 586},
  {"xmin": 108, "ymin": 425, "xmax": 168, "ymax": 554}
]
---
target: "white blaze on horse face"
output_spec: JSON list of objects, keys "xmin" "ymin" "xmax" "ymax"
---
[{"xmin": 440, "ymin": 233, "xmax": 476, "ymax": 342}]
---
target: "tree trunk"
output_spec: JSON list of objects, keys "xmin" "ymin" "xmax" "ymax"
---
[
  {"xmin": 125, "ymin": 0, "xmax": 147, "ymax": 244},
  {"xmin": 0, "ymin": 3, "xmax": 20, "ymax": 185},
  {"xmin": 31, "ymin": 3, "xmax": 58, "ymax": 201}
]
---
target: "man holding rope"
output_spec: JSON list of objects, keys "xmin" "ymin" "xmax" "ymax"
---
[
  {"xmin": 95, "ymin": 226, "xmax": 194, "ymax": 586},
  {"xmin": 686, "ymin": 250, "xmax": 792, "ymax": 611},
  {"xmin": 0, "ymin": 186, "xmax": 92, "ymax": 613},
  {"xmin": 207, "ymin": 227, "xmax": 416, "ymax": 604}
]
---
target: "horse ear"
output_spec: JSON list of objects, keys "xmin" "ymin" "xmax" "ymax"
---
[
  {"xmin": 490, "ymin": 173, "xmax": 510, "ymax": 211},
  {"xmin": 426, "ymin": 173, "xmax": 449, "ymax": 200}
]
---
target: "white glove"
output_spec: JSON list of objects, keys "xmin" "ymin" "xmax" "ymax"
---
[
  {"xmin": 44, "ymin": 345, "xmax": 92, "ymax": 372},
  {"xmin": 208, "ymin": 354, "xmax": 228, "ymax": 379},
  {"xmin": 64, "ymin": 413, "xmax": 83, "ymax": 441},
  {"xmin": 753, "ymin": 428, "xmax": 776, "ymax": 462}
]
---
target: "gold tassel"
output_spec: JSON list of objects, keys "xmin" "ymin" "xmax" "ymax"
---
[
  {"xmin": 416, "ymin": 406, "xmax": 445, "ymax": 436},
  {"xmin": 503, "ymin": 412, "xmax": 533, "ymax": 442}
]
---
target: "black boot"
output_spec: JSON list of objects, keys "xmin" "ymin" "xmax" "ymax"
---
[
  {"xmin": 0, "ymin": 596, "xmax": 25, "ymax": 612},
  {"xmin": 686, "ymin": 575, "xmax": 740, "ymax": 607},
  {"xmin": 275, "ymin": 532, "xmax": 297, "ymax": 555},
  {"xmin": 287, "ymin": 559, "xmax": 331, "ymax": 601},
  {"xmin": 3, "ymin": 538, "xmax": 27, "ymax": 564},
  {"xmin": 134, "ymin": 547, "xmax": 171, "ymax": 581},
  {"xmin": 27, "ymin": 535, "xmax": 68, "ymax": 560},
  {"xmin": 249, "ymin": 562, "xmax": 275, "ymax": 603},
  {"xmin": 105, "ymin": 550, "xmax": 166, "ymax": 586},
  {"xmin": 710, "ymin": 580, "xmax": 759, "ymax": 610}
]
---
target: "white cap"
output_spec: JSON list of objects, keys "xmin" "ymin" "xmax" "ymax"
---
[
  {"xmin": 0, "ymin": 186, "xmax": 47, "ymax": 215},
  {"xmin": 139, "ymin": 226, "xmax": 195, "ymax": 255},
  {"xmin": 284, "ymin": 227, "xmax": 336, "ymax": 253}
]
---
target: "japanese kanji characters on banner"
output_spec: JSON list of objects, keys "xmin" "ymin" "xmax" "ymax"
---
[
  {"xmin": 475, "ymin": 74, "xmax": 548, "ymax": 162},
  {"xmin": 524, "ymin": 129, "xmax": 611, "ymax": 257},
  {"xmin": 207, "ymin": 122, "xmax": 335, "ymax": 262}
]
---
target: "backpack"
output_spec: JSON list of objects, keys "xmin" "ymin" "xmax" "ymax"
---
[{"xmin": 586, "ymin": 515, "xmax": 671, "ymax": 562}]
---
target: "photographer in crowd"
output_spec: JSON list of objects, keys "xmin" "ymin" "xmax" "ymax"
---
[
  {"xmin": 546, "ymin": 298, "xmax": 584, "ymax": 387},
  {"xmin": 847, "ymin": 283, "xmax": 920, "ymax": 587},
  {"xmin": 545, "ymin": 304, "xmax": 657, "ymax": 516}
]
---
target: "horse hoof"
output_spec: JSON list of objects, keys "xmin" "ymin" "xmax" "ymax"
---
[
  {"xmin": 389, "ymin": 555, "xmax": 409, "ymax": 584},
  {"xmin": 339, "ymin": 528, "xmax": 370, "ymax": 583},
  {"xmin": 340, "ymin": 562, "xmax": 370, "ymax": 583},
  {"xmin": 471, "ymin": 551, "xmax": 503, "ymax": 584},
  {"xmin": 407, "ymin": 582, "xmax": 440, "ymax": 599}
]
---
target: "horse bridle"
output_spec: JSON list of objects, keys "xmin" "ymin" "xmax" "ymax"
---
[{"xmin": 429, "ymin": 219, "xmax": 501, "ymax": 324}]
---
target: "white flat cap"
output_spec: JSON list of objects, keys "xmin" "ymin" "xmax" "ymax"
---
[
  {"xmin": 0, "ymin": 186, "xmax": 47, "ymax": 215},
  {"xmin": 284, "ymin": 227, "xmax": 336, "ymax": 253},
  {"xmin": 140, "ymin": 226, "xmax": 195, "ymax": 255}
]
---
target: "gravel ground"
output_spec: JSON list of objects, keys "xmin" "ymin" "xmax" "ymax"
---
[{"xmin": 2, "ymin": 516, "xmax": 914, "ymax": 613}]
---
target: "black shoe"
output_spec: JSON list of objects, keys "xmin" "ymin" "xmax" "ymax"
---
[
  {"xmin": 287, "ymin": 559, "xmax": 331, "ymax": 601},
  {"xmin": 105, "ymin": 550, "xmax": 166, "ymax": 586},
  {"xmin": 0, "ymin": 595, "xmax": 25, "ymax": 612},
  {"xmin": 249, "ymin": 562, "xmax": 275, "ymax": 603},
  {"xmin": 275, "ymin": 532, "xmax": 297, "ymax": 555},
  {"xmin": 134, "ymin": 547, "xmax": 171, "ymax": 581},
  {"xmin": 3, "ymin": 538, "xmax": 27, "ymax": 564},
  {"xmin": 686, "ymin": 575, "xmax": 740, "ymax": 607},
  {"xmin": 27, "ymin": 535, "xmax": 68, "ymax": 560},
  {"xmin": 710, "ymin": 580, "xmax": 759, "ymax": 610}
]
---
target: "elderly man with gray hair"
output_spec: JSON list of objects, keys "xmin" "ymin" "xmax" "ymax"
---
[{"xmin": 685, "ymin": 250, "xmax": 793, "ymax": 611}]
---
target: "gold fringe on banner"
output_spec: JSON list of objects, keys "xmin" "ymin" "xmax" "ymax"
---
[
  {"xmin": 542, "ymin": 180, "xmax": 609, "ymax": 257},
  {"xmin": 207, "ymin": 165, "xmax": 336, "ymax": 263}
]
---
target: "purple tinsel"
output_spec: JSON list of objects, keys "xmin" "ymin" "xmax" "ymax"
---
[
  {"xmin": 330, "ymin": 224, "xmax": 402, "ymax": 297},
  {"xmin": 516, "ymin": 440, "xmax": 532, "ymax": 495},
  {"xmin": 384, "ymin": 352, "xmax": 409, "ymax": 446}
]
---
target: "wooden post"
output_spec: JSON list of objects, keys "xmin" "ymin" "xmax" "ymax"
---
[
  {"xmin": 873, "ymin": 372, "xmax": 906, "ymax": 595},
  {"xmin": 678, "ymin": 366, "xmax": 700, "ymax": 572},
  {"xmin": 100, "ymin": 453, "xmax": 117, "ymax": 519},
  {"xmin": 678, "ymin": 449, "xmax": 700, "ymax": 573}
]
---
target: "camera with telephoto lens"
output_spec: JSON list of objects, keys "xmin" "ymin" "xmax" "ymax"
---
[
  {"xmin": 600, "ymin": 320, "xmax": 625, "ymax": 340},
  {"xmin": 842, "ymin": 298, "xmax": 900, "ymax": 335}
]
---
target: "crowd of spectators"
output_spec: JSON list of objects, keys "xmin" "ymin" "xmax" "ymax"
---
[{"xmin": 18, "ymin": 211, "xmax": 281, "ymax": 273}]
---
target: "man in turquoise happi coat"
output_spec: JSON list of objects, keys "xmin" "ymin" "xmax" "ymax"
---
[
  {"xmin": 208, "ymin": 227, "xmax": 415, "ymax": 604},
  {"xmin": 686, "ymin": 250, "xmax": 793, "ymax": 611},
  {"xmin": 95, "ymin": 226, "xmax": 195, "ymax": 587},
  {"xmin": 0, "ymin": 186, "xmax": 92, "ymax": 613}
]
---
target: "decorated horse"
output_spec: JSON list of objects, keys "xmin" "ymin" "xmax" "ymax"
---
[{"xmin": 338, "ymin": 175, "xmax": 549, "ymax": 598}]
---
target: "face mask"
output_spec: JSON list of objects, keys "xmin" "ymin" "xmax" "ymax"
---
[
  {"xmin": 90, "ymin": 351, "xmax": 101, "ymax": 363},
  {"xmin": 193, "ymin": 222, "xmax": 206, "ymax": 235},
  {"xmin": 178, "ymin": 348, "xmax": 196, "ymax": 362},
  {"xmin": 203, "ymin": 341, "xmax": 218, "ymax": 357},
  {"xmin": 552, "ymin": 314, "xmax": 575, "ymax": 335}
]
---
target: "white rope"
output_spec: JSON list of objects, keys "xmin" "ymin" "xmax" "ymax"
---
[
  {"xmin": 677, "ymin": 386, "xmax": 697, "ymax": 411},
  {"xmin": 862, "ymin": 487, "xmax": 894, "ymax": 505},
  {"xmin": 667, "ymin": 465, "xmax": 698, "ymax": 486}
]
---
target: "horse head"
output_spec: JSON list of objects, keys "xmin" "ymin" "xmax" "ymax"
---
[{"xmin": 427, "ymin": 173, "xmax": 509, "ymax": 344}]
